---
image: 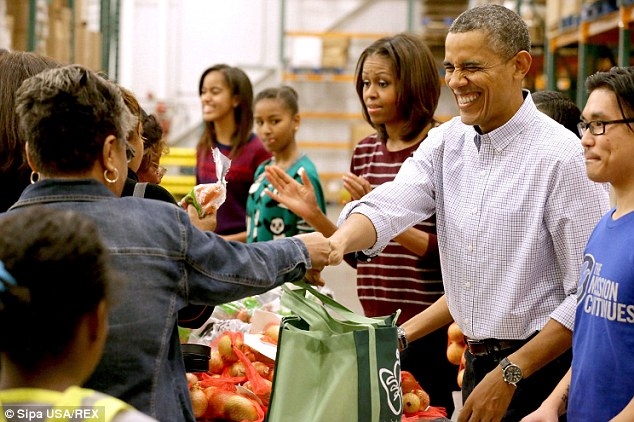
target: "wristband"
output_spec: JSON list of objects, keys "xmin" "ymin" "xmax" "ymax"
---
[{"xmin": 397, "ymin": 326, "xmax": 408, "ymax": 351}]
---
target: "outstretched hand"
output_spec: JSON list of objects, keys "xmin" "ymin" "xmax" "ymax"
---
[
  {"xmin": 264, "ymin": 165, "xmax": 317, "ymax": 219},
  {"xmin": 294, "ymin": 232, "xmax": 332, "ymax": 271},
  {"xmin": 342, "ymin": 172, "xmax": 372, "ymax": 201}
]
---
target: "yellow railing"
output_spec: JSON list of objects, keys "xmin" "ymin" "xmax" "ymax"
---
[{"xmin": 161, "ymin": 147, "xmax": 196, "ymax": 200}]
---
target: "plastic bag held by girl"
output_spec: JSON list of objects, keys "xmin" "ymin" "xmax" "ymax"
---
[{"xmin": 179, "ymin": 147, "xmax": 231, "ymax": 217}]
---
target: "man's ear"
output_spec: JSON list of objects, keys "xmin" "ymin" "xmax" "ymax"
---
[{"xmin": 513, "ymin": 50, "xmax": 532, "ymax": 80}]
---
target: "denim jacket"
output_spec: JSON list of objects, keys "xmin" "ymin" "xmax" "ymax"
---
[{"xmin": 6, "ymin": 179, "xmax": 311, "ymax": 422}]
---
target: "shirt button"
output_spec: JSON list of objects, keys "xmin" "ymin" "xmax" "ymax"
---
[
  {"xmin": 464, "ymin": 282, "xmax": 471, "ymax": 288},
  {"xmin": 472, "ymin": 207, "xmax": 477, "ymax": 214},
  {"xmin": 467, "ymin": 245, "xmax": 473, "ymax": 252},
  {"xmin": 463, "ymin": 318, "xmax": 469, "ymax": 325}
]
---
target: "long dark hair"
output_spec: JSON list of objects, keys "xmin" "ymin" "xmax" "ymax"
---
[
  {"xmin": 354, "ymin": 32, "xmax": 440, "ymax": 142},
  {"xmin": 197, "ymin": 64, "xmax": 254, "ymax": 158},
  {"xmin": 0, "ymin": 51, "xmax": 60, "ymax": 173}
]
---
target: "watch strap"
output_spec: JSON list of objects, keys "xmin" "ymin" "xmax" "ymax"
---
[{"xmin": 397, "ymin": 326, "xmax": 408, "ymax": 351}]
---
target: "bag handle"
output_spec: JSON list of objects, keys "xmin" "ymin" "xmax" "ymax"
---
[
  {"xmin": 292, "ymin": 281, "xmax": 399, "ymax": 327},
  {"xmin": 282, "ymin": 284, "xmax": 343, "ymax": 333},
  {"xmin": 282, "ymin": 283, "xmax": 399, "ymax": 335}
]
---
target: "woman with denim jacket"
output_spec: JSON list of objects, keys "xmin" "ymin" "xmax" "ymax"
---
[{"xmin": 6, "ymin": 64, "xmax": 331, "ymax": 422}]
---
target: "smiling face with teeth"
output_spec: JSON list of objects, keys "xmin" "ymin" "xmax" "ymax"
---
[{"xmin": 443, "ymin": 30, "xmax": 531, "ymax": 134}]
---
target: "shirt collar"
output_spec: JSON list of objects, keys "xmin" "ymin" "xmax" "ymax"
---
[{"xmin": 475, "ymin": 89, "xmax": 537, "ymax": 153}]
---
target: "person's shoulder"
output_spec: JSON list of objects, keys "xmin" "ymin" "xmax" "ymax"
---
[
  {"xmin": 352, "ymin": 133, "xmax": 382, "ymax": 154},
  {"xmin": 121, "ymin": 178, "xmax": 137, "ymax": 197},
  {"xmin": 434, "ymin": 116, "xmax": 464, "ymax": 131},
  {"xmin": 143, "ymin": 183, "xmax": 178, "ymax": 205},
  {"xmin": 63, "ymin": 387, "xmax": 160, "ymax": 422},
  {"xmin": 296, "ymin": 156, "xmax": 321, "ymax": 180},
  {"xmin": 422, "ymin": 116, "xmax": 465, "ymax": 146},
  {"xmin": 531, "ymin": 111, "xmax": 582, "ymax": 154},
  {"xmin": 354, "ymin": 132, "xmax": 380, "ymax": 146}
]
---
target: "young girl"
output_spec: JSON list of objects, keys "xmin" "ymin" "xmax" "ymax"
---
[
  {"xmin": 0, "ymin": 207, "xmax": 157, "ymax": 421},
  {"xmin": 196, "ymin": 64, "xmax": 271, "ymax": 242},
  {"xmin": 246, "ymin": 86, "xmax": 326, "ymax": 242}
]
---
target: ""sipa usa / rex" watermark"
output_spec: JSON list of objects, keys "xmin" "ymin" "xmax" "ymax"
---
[{"xmin": 3, "ymin": 406, "xmax": 105, "ymax": 421}]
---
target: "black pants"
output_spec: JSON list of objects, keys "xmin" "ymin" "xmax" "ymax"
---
[{"xmin": 462, "ymin": 347, "xmax": 572, "ymax": 422}]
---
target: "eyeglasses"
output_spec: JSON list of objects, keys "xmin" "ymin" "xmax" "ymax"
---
[
  {"xmin": 152, "ymin": 162, "xmax": 167, "ymax": 178},
  {"xmin": 577, "ymin": 118, "xmax": 634, "ymax": 137},
  {"xmin": 125, "ymin": 143, "xmax": 136, "ymax": 163}
]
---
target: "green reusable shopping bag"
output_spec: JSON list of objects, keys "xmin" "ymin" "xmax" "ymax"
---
[{"xmin": 266, "ymin": 282, "xmax": 402, "ymax": 422}]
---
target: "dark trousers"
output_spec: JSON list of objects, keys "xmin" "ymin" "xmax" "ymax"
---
[{"xmin": 462, "ymin": 347, "xmax": 572, "ymax": 422}]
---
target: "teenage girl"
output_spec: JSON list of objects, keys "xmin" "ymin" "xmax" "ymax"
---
[
  {"xmin": 246, "ymin": 86, "xmax": 326, "ymax": 242},
  {"xmin": 196, "ymin": 64, "xmax": 271, "ymax": 242}
]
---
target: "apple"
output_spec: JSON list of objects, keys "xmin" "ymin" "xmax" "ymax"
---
[
  {"xmin": 413, "ymin": 388, "xmax": 430, "ymax": 410},
  {"xmin": 402, "ymin": 392, "xmax": 421, "ymax": 415},
  {"xmin": 446, "ymin": 341, "xmax": 465, "ymax": 365},
  {"xmin": 263, "ymin": 323, "xmax": 280, "ymax": 343},
  {"xmin": 457, "ymin": 368, "xmax": 465, "ymax": 389},
  {"xmin": 447, "ymin": 322, "xmax": 464, "ymax": 343},
  {"xmin": 401, "ymin": 371, "xmax": 418, "ymax": 394}
]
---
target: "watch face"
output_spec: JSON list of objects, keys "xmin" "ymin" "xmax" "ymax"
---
[{"xmin": 504, "ymin": 364, "xmax": 522, "ymax": 383}]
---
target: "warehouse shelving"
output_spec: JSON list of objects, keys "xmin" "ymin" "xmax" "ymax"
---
[
  {"xmin": 3, "ymin": 0, "xmax": 119, "ymax": 76},
  {"xmin": 545, "ymin": 0, "xmax": 633, "ymax": 107}
]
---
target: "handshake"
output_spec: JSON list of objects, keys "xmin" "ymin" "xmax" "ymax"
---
[{"xmin": 293, "ymin": 232, "xmax": 346, "ymax": 286}]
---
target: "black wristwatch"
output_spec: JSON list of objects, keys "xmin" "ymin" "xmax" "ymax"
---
[{"xmin": 499, "ymin": 357, "xmax": 522, "ymax": 386}]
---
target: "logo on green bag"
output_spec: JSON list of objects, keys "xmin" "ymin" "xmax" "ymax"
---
[{"xmin": 379, "ymin": 350, "xmax": 402, "ymax": 416}]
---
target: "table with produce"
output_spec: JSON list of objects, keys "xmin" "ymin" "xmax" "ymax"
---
[{"xmin": 182, "ymin": 287, "xmax": 461, "ymax": 421}]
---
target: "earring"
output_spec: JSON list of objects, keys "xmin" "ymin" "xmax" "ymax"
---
[
  {"xmin": 103, "ymin": 168, "xmax": 119, "ymax": 184},
  {"xmin": 30, "ymin": 171, "xmax": 40, "ymax": 184}
]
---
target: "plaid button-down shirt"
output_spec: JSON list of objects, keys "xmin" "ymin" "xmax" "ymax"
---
[{"xmin": 340, "ymin": 93, "xmax": 610, "ymax": 340}]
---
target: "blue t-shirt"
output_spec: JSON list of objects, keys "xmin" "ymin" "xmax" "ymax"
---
[{"xmin": 569, "ymin": 209, "xmax": 634, "ymax": 421}]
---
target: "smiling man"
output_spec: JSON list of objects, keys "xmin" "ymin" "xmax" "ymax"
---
[{"xmin": 325, "ymin": 4, "xmax": 610, "ymax": 422}]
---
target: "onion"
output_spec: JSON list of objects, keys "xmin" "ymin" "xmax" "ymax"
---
[
  {"xmin": 190, "ymin": 386, "xmax": 208, "ymax": 418},
  {"xmin": 185, "ymin": 372, "xmax": 198, "ymax": 388}
]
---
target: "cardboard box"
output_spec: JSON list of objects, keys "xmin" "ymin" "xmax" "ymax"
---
[
  {"xmin": 6, "ymin": 0, "xmax": 28, "ymax": 30},
  {"xmin": 47, "ymin": 6, "xmax": 72, "ymax": 63},
  {"xmin": 321, "ymin": 35, "xmax": 349, "ymax": 69}
]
